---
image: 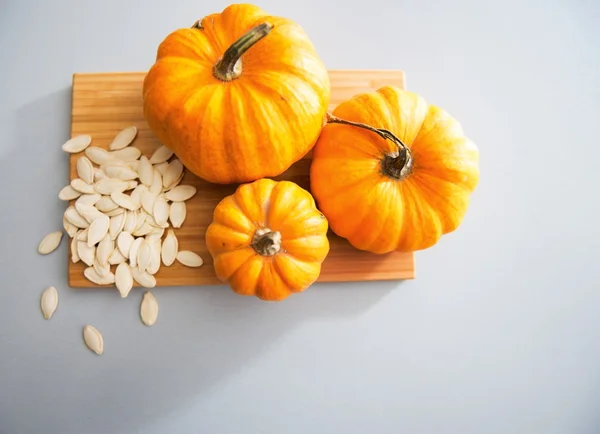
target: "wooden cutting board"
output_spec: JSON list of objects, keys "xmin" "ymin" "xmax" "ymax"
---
[{"xmin": 68, "ymin": 70, "xmax": 415, "ymax": 287}]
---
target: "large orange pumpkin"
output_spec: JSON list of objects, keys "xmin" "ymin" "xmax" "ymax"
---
[
  {"xmin": 142, "ymin": 3, "xmax": 330, "ymax": 185},
  {"xmin": 310, "ymin": 86, "xmax": 480, "ymax": 254},
  {"xmin": 205, "ymin": 178, "xmax": 330, "ymax": 301}
]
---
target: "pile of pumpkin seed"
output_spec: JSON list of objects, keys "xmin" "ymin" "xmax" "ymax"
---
[{"xmin": 37, "ymin": 127, "xmax": 204, "ymax": 355}]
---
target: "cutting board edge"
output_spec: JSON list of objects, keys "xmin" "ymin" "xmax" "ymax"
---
[{"xmin": 67, "ymin": 266, "xmax": 416, "ymax": 288}]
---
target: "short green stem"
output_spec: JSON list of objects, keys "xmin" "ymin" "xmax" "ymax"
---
[{"xmin": 213, "ymin": 22, "xmax": 274, "ymax": 82}]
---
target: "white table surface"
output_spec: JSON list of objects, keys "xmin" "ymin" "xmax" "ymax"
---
[{"xmin": 1, "ymin": 0, "xmax": 599, "ymax": 433}]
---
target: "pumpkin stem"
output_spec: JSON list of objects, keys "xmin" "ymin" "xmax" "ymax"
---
[
  {"xmin": 213, "ymin": 22, "xmax": 274, "ymax": 82},
  {"xmin": 325, "ymin": 113, "xmax": 413, "ymax": 180},
  {"xmin": 252, "ymin": 228, "xmax": 281, "ymax": 257}
]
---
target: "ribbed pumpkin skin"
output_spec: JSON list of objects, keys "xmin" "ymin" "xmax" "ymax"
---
[
  {"xmin": 310, "ymin": 86, "xmax": 480, "ymax": 254},
  {"xmin": 142, "ymin": 4, "xmax": 330, "ymax": 184},
  {"xmin": 205, "ymin": 179, "xmax": 330, "ymax": 301}
]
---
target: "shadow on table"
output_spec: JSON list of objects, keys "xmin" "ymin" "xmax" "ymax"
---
[{"xmin": 129, "ymin": 278, "xmax": 403, "ymax": 431}]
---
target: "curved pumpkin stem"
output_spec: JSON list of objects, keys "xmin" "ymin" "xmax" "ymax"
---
[
  {"xmin": 213, "ymin": 23, "xmax": 274, "ymax": 82},
  {"xmin": 252, "ymin": 228, "xmax": 281, "ymax": 256},
  {"xmin": 325, "ymin": 113, "xmax": 413, "ymax": 180}
]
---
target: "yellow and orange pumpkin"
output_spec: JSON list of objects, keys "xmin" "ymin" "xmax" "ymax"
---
[
  {"xmin": 205, "ymin": 178, "xmax": 330, "ymax": 301},
  {"xmin": 310, "ymin": 86, "xmax": 480, "ymax": 254},
  {"xmin": 142, "ymin": 3, "xmax": 330, "ymax": 184}
]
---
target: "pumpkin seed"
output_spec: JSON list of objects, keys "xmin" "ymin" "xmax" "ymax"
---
[
  {"xmin": 153, "ymin": 195, "xmax": 169, "ymax": 226},
  {"xmin": 59, "ymin": 185, "xmax": 82, "ymax": 201},
  {"xmin": 111, "ymin": 191, "xmax": 138, "ymax": 211},
  {"xmin": 83, "ymin": 325, "xmax": 104, "ymax": 355},
  {"xmin": 125, "ymin": 180, "xmax": 138, "ymax": 191},
  {"xmin": 131, "ymin": 267, "xmax": 156, "ymax": 288},
  {"xmin": 63, "ymin": 216, "xmax": 79, "ymax": 238},
  {"xmin": 95, "ymin": 196, "xmax": 119, "ymax": 212},
  {"xmin": 138, "ymin": 156, "xmax": 154, "ymax": 186},
  {"xmin": 137, "ymin": 241, "xmax": 152, "ymax": 271},
  {"xmin": 85, "ymin": 147, "xmax": 113, "ymax": 165},
  {"xmin": 128, "ymin": 160, "xmax": 140, "ymax": 172},
  {"xmin": 117, "ymin": 231, "xmax": 134, "ymax": 257},
  {"xmin": 164, "ymin": 185, "xmax": 196, "ymax": 202},
  {"xmin": 145, "ymin": 232, "xmax": 163, "ymax": 243},
  {"xmin": 88, "ymin": 214, "xmax": 110, "ymax": 247},
  {"xmin": 84, "ymin": 266, "xmax": 114, "ymax": 285},
  {"xmin": 71, "ymin": 236, "xmax": 80, "ymax": 263},
  {"xmin": 75, "ymin": 193, "xmax": 101, "ymax": 207},
  {"xmin": 140, "ymin": 291, "xmax": 159, "ymax": 326},
  {"xmin": 110, "ymin": 147, "xmax": 141, "ymax": 161},
  {"xmin": 93, "ymin": 258, "xmax": 112, "ymax": 278},
  {"xmin": 76, "ymin": 202, "xmax": 104, "ymax": 223},
  {"xmin": 134, "ymin": 211, "xmax": 147, "ymax": 231},
  {"xmin": 150, "ymin": 168, "xmax": 163, "ymax": 195},
  {"xmin": 129, "ymin": 237, "xmax": 143, "ymax": 268},
  {"xmin": 140, "ymin": 189, "xmax": 157, "ymax": 215},
  {"xmin": 169, "ymin": 202, "xmax": 186, "ymax": 228},
  {"xmin": 105, "ymin": 207, "xmax": 126, "ymax": 217},
  {"xmin": 145, "ymin": 213, "xmax": 168, "ymax": 229},
  {"xmin": 109, "ymin": 126, "xmax": 137, "ymax": 150},
  {"xmin": 70, "ymin": 178, "xmax": 96, "ymax": 194},
  {"xmin": 38, "ymin": 231, "xmax": 63, "ymax": 255},
  {"xmin": 130, "ymin": 184, "xmax": 146, "ymax": 209},
  {"xmin": 62, "ymin": 135, "xmax": 92, "ymax": 153},
  {"xmin": 77, "ymin": 241, "xmax": 95, "ymax": 266},
  {"xmin": 133, "ymin": 222, "xmax": 153, "ymax": 237},
  {"xmin": 148, "ymin": 227, "xmax": 165, "ymax": 238},
  {"xmin": 94, "ymin": 178, "xmax": 129, "ymax": 195},
  {"xmin": 163, "ymin": 159, "xmax": 183, "ymax": 189},
  {"xmin": 64, "ymin": 206, "xmax": 89, "ymax": 228},
  {"xmin": 76, "ymin": 156, "xmax": 94, "ymax": 184},
  {"xmin": 108, "ymin": 248, "xmax": 127, "ymax": 265},
  {"xmin": 154, "ymin": 161, "xmax": 169, "ymax": 175},
  {"xmin": 94, "ymin": 167, "xmax": 108, "ymax": 182},
  {"xmin": 96, "ymin": 234, "xmax": 113, "ymax": 265},
  {"xmin": 104, "ymin": 164, "xmax": 138, "ymax": 181},
  {"xmin": 149, "ymin": 145, "xmax": 173, "ymax": 164},
  {"xmin": 163, "ymin": 172, "xmax": 184, "ymax": 192},
  {"xmin": 146, "ymin": 240, "xmax": 161, "ymax": 275},
  {"xmin": 77, "ymin": 228, "xmax": 89, "ymax": 241},
  {"xmin": 123, "ymin": 210, "xmax": 137, "ymax": 233},
  {"xmin": 41, "ymin": 286, "xmax": 59, "ymax": 320},
  {"xmin": 161, "ymin": 229, "xmax": 178, "ymax": 266},
  {"xmin": 109, "ymin": 213, "xmax": 126, "ymax": 240},
  {"xmin": 115, "ymin": 263, "xmax": 134, "ymax": 298},
  {"xmin": 176, "ymin": 251, "xmax": 203, "ymax": 267}
]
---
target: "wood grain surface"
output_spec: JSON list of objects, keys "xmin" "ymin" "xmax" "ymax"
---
[{"xmin": 68, "ymin": 70, "xmax": 415, "ymax": 288}]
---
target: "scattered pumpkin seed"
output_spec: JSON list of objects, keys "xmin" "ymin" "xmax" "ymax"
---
[
  {"xmin": 62, "ymin": 135, "xmax": 92, "ymax": 153},
  {"xmin": 83, "ymin": 325, "xmax": 104, "ymax": 355},
  {"xmin": 38, "ymin": 231, "xmax": 63, "ymax": 255},
  {"xmin": 59, "ymin": 185, "xmax": 82, "ymax": 201},
  {"xmin": 40, "ymin": 286, "xmax": 58, "ymax": 320},
  {"xmin": 176, "ymin": 251, "xmax": 203, "ymax": 268},
  {"xmin": 140, "ymin": 291, "xmax": 159, "ymax": 326},
  {"xmin": 109, "ymin": 126, "xmax": 137, "ymax": 150},
  {"xmin": 115, "ymin": 263, "xmax": 134, "ymax": 298},
  {"xmin": 149, "ymin": 145, "xmax": 173, "ymax": 164}
]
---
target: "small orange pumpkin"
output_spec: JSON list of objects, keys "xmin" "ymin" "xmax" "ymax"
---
[
  {"xmin": 142, "ymin": 3, "xmax": 330, "ymax": 184},
  {"xmin": 205, "ymin": 178, "xmax": 330, "ymax": 301},
  {"xmin": 310, "ymin": 86, "xmax": 480, "ymax": 254}
]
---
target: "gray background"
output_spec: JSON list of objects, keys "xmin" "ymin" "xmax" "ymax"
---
[{"xmin": 1, "ymin": 0, "xmax": 599, "ymax": 433}]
